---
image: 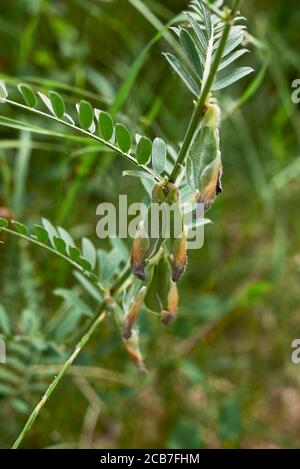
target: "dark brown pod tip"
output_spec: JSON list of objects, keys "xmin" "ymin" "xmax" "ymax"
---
[
  {"xmin": 130, "ymin": 221, "xmax": 150, "ymax": 281},
  {"xmin": 161, "ymin": 281, "xmax": 178, "ymax": 326},
  {"xmin": 171, "ymin": 226, "xmax": 188, "ymax": 282},
  {"xmin": 131, "ymin": 263, "xmax": 146, "ymax": 281},
  {"xmin": 216, "ymin": 173, "xmax": 223, "ymax": 195},
  {"xmin": 171, "ymin": 261, "xmax": 186, "ymax": 283},
  {"xmin": 162, "ymin": 310, "xmax": 176, "ymax": 326}
]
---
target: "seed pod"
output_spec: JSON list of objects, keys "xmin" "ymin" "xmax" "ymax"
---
[
  {"xmin": 105, "ymin": 293, "xmax": 147, "ymax": 372},
  {"xmin": 171, "ymin": 225, "xmax": 188, "ymax": 282},
  {"xmin": 130, "ymin": 221, "xmax": 150, "ymax": 281},
  {"xmin": 195, "ymin": 150, "xmax": 223, "ymax": 211},
  {"xmin": 144, "ymin": 252, "xmax": 172, "ymax": 314},
  {"xmin": 123, "ymin": 329, "xmax": 147, "ymax": 372},
  {"xmin": 162, "ymin": 280, "xmax": 179, "ymax": 326},
  {"xmin": 186, "ymin": 99, "xmax": 223, "ymax": 212},
  {"xmin": 123, "ymin": 286, "xmax": 147, "ymax": 340},
  {"xmin": 144, "ymin": 251, "xmax": 179, "ymax": 325}
]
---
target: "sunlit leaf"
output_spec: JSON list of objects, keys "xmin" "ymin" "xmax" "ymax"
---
[
  {"xmin": 82, "ymin": 237, "xmax": 97, "ymax": 270},
  {"xmin": 34, "ymin": 224, "xmax": 48, "ymax": 244},
  {"xmin": 69, "ymin": 246, "xmax": 81, "ymax": 262},
  {"xmin": 79, "ymin": 257, "xmax": 92, "ymax": 272},
  {"xmin": 180, "ymin": 28, "xmax": 203, "ymax": 75},
  {"xmin": 18, "ymin": 84, "xmax": 37, "ymax": 108},
  {"xmin": 53, "ymin": 236, "xmax": 66, "ymax": 254},
  {"xmin": 136, "ymin": 136, "xmax": 152, "ymax": 165},
  {"xmin": 78, "ymin": 100, "xmax": 94, "ymax": 130},
  {"xmin": 57, "ymin": 227, "xmax": 75, "ymax": 249},
  {"xmin": 163, "ymin": 53, "xmax": 199, "ymax": 96},
  {"xmin": 49, "ymin": 91, "xmax": 65, "ymax": 119},
  {"xmin": 42, "ymin": 218, "xmax": 57, "ymax": 246},
  {"xmin": 11, "ymin": 220, "xmax": 28, "ymax": 235},
  {"xmin": 218, "ymin": 48, "xmax": 249, "ymax": 71},
  {"xmin": 115, "ymin": 123, "xmax": 132, "ymax": 152},
  {"xmin": 213, "ymin": 67, "xmax": 254, "ymax": 91},
  {"xmin": 99, "ymin": 111, "xmax": 114, "ymax": 141},
  {"xmin": 185, "ymin": 12, "xmax": 207, "ymax": 58},
  {"xmin": 122, "ymin": 170, "xmax": 154, "ymax": 180}
]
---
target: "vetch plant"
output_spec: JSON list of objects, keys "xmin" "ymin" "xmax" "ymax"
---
[{"xmin": 0, "ymin": 0, "xmax": 255, "ymax": 448}]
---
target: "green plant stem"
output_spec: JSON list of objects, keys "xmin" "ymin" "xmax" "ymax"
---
[
  {"xmin": 12, "ymin": 310, "xmax": 106, "ymax": 449},
  {"xmin": 169, "ymin": 0, "xmax": 241, "ymax": 183},
  {"xmin": 232, "ymin": 0, "xmax": 242, "ymax": 16}
]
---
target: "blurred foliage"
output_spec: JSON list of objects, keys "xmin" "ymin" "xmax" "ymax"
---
[{"xmin": 0, "ymin": 0, "xmax": 300, "ymax": 449}]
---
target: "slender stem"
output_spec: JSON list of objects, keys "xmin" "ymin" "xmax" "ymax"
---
[
  {"xmin": 169, "ymin": 1, "xmax": 241, "ymax": 183},
  {"xmin": 232, "ymin": 0, "xmax": 242, "ymax": 16},
  {"xmin": 0, "ymin": 226, "xmax": 90, "ymax": 277},
  {"xmin": 11, "ymin": 264, "xmax": 133, "ymax": 449},
  {"xmin": 12, "ymin": 310, "xmax": 106, "ymax": 449},
  {"xmin": 4, "ymin": 99, "xmax": 162, "ymax": 182}
]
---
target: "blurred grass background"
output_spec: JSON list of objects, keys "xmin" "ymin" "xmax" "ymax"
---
[{"xmin": 0, "ymin": 0, "xmax": 300, "ymax": 449}]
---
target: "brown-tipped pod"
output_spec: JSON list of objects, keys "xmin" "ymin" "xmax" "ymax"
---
[
  {"xmin": 171, "ymin": 225, "xmax": 188, "ymax": 282},
  {"xmin": 162, "ymin": 280, "xmax": 179, "ymax": 326},
  {"xmin": 130, "ymin": 220, "xmax": 150, "ymax": 281}
]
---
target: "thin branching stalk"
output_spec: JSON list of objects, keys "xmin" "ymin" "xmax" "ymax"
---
[
  {"xmin": 4, "ymin": 99, "xmax": 162, "ymax": 182},
  {"xmin": 169, "ymin": 0, "xmax": 241, "ymax": 183},
  {"xmin": 12, "ymin": 310, "xmax": 106, "ymax": 449}
]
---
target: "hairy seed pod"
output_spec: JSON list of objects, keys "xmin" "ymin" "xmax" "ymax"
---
[
  {"xmin": 130, "ymin": 221, "xmax": 150, "ymax": 281},
  {"xmin": 123, "ymin": 286, "xmax": 147, "ymax": 340},
  {"xmin": 171, "ymin": 225, "xmax": 188, "ymax": 282}
]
